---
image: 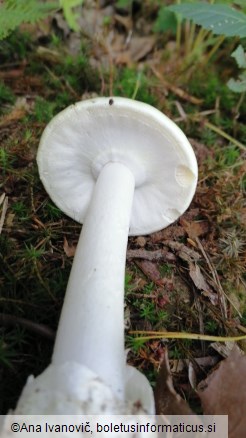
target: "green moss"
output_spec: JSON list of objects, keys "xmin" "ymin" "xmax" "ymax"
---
[
  {"xmin": 0, "ymin": 30, "xmax": 32, "ymax": 61},
  {"xmin": 204, "ymin": 320, "xmax": 219, "ymax": 335},
  {"xmin": 52, "ymin": 53, "xmax": 100, "ymax": 95},
  {"xmin": 113, "ymin": 68, "xmax": 156, "ymax": 105},
  {"xmin": 0, "ymin": 82, "xmax": 15, "ymax": 107},
  {"xmin": 11, "ymin": 201, "xmax": 29, "ymax": 221},
  {"xmin": 44, "ymin": 202, "xmax": 63, "ymax": 221},
  {"xmin": 0, "ymin": 148, "xmax": 16, "ymax": 174},
  {"xmin": 34, "ymin": 97, "xmax": 56, "ymax": 123},
  {"xmin": 125, "ymin": 335, "xmax": 147, "ymax": 353},
  {"xmin": 160, "ymin": 263, "xmax": 173, "ymax": 277},
  {"xmin": 188, "ymin": 69, "xmax": 237, "ymax": 109}
]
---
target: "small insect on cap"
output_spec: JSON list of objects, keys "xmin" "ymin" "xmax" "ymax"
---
[{"xmin": 37, "ymin": 97, "xmax": 198, "ymax": 235}]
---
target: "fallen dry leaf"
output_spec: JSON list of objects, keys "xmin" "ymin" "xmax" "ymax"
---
[
  {"xmin": 113, "ymin": 34, "xmax": 156, "ymax": 65},
  {"xmin": 152, "ymin": 225, "xmax": 186, "ymax": 242},
  {"xmin": 170, "ymin": 356, "xmax": 219, "ymax": 373},
  {"xmin": 155, "ymin": 349, "xmax": 194, "ymax": 415},
  {"xmin": 114, "ymin": 51, "xmax": 132, "ymax": 65},
  {"xmin": 77, "ymin": 6, "xmax": 113, "ymax": 39},
  {"xmin": 198, "ymin": 347, "xmax": 246, "ymax": 438},
  {"xmin": 114, "ymin": 13, "xmax": 132, "ymax": 30},
  {"xmin": 63, "ymin": 236, "xmax": 76, "ymax": 258},
  {"xmin": 180, "ymin": 218, "xmax": 209, "ymax": 240},
  {"xmin": 129, "ymin": 36, "xmax": 155, "ymax": 62},
  {"xmin": 210, "ymin": 341, "xmax": 244, "ymax": 359},
  {"xmin": 188, "ymin": 361, "xmax": 197, "ymax": 390},
  {"xmin": 189, "ymin": 262, "xmax": 218, "ymax": 305}
]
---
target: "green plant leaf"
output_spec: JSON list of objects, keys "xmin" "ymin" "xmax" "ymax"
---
[
  {"xmin": 231, "ymin": 45, "xmax": 246, "ymax": 68},
  {"xmin": 116, "ymin": 0, "xmax": 133, "ymax": 8},
  {"xmin": 59, "ymin": 0, "xmax": 83, "ymax": 31},
  {"xmin": 168, "ymin": 3, "xmax": 246, "ymax": 38},
  {"xmin": 227, "ymin": 72, "xmax": 246, "ymax": 93},
  {"xmin": 153, "ymin": 7, "xmax": 177, "ymax": 33},
  {"xmin": 0, "ymin": 0, "xmax": 58, "ymax": 40}
]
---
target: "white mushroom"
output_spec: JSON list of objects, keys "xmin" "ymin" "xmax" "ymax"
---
[{"xmin": 14, "ymin": 97, "xmax": 197, "ymax": 415}]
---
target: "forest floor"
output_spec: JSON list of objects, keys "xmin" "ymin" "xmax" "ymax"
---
[{"xmin": 0, "ymin": 0, "xmax": 245, "ymax": 421}]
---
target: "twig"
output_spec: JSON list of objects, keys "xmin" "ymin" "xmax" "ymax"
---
[
  {"xmin": 127, "ymin": 292, "xmax": 156, "ymax": 299},
  {"xmin": 44, "ymin": 66, "xmax": 78, "ymax": 98},
  {"xmin": 33, "ymin": 259, "xmax": 57, "ymax": 302},
  {"xmin": 174, "ymin": 109, "xmax": 216, "ymax": 123},
  {"xmin": 195, "ymin": 237, "xmax": 231, "ymax": 320},
  {"xmin": 151, "ymin": 66, "xmax": 203, "ymax": 105},
  {"xmin": 0, "ymin": 297, "xmax": 39, "ymax": 308},
  {"xmin": 174, "ymin": 101, "xmax": 187, "ymax": 121},
  {"xmin": 129, "ymin": 330, "xmax": 246, "ymax": 342},
  {"xmin": 0, "ymin": 313, "xmax": 55, "ymax": 340},
  {"xmin": 165, "ymin": 240, "xmax": 200, "ymax": 262},
  {"xmin": 0, "ymin": 194, "xmax": 8, "ymax": 235},
  {"xmin": 234, "ymin": 92, "xmax": 245, "ymax": 121},
  {"xmin": 193, "ymin": 292, "xmax": 206, "ymax": 355},
  {"xmin": 127, "ymin": 248, "xmax": 176, "ymax": 262},
  {"xmin": 236, "ymin": 324, "xmax": 246, "ymax": 335},
  {"xmin": 174, "ymin": 112, "xmax": 246, "ymax": 151},
  {"xmin": 204, "ymin": 121, "xmax": 246, "ymax": 151}
]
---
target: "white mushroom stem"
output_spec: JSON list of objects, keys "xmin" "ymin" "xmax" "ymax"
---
[{"xmin": 52, "ymin": 161, "xmax": 135, "ymax": 400}]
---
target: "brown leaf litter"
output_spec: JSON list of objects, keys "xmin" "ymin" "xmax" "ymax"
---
[
  {"xmin": 198, "ymin": 347, "xmax": 246, "ymax": 438},
  {"xmin": 155, "ymin": 349, "xmax": 194, "ymax": 415},
  {"xmin": 156, "ymin": 347, "xmax": 246, "ymax": 437},
  {"xmin": 188, "ymin": 262, "xmax": 218, "ymax": 305},
  {"xmin": 63, "ymin": 236, "xmax": 77, "ymax": 258}
]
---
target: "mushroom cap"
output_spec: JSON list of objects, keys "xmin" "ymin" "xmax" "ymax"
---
[{"xmin": 37, "ymin": 97, "xmax": 198, "ymax": 235}]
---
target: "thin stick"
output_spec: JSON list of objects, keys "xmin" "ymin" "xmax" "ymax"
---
[
  {"xmin": 0, "ymin": 313, "xmax": 55, "ymax": 340},
  {"xmin": 204, "ymin": 121, "xmax": 246, "ymax": 151},
  {"xmin": 129, "ymin": 330, "xmax": 246, "ymax": 343},
  {"xmin": 151, "ymin": 66, "xmax": 203, "ymax": 105},
  {"xmin": 0, "ymin": 194, "xmax": 8, "ymax": 235},
  {"xmin": 195, "ymin": 237, "xmax": 228, "ymax": 320}
]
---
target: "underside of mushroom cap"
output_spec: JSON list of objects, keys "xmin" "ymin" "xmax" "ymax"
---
[{"xmin": 37, "ymin": 97, "xmax": 198, "ymax": 235}]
